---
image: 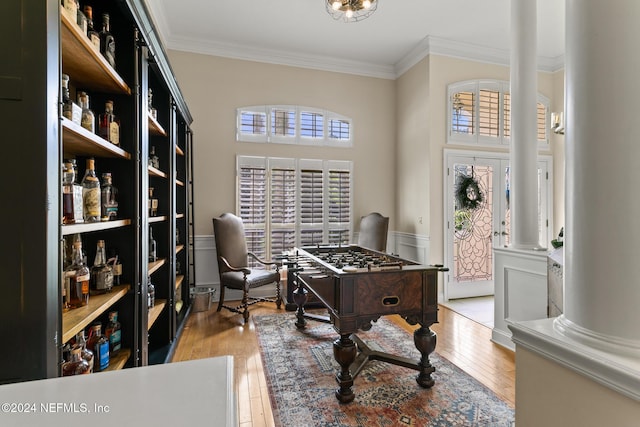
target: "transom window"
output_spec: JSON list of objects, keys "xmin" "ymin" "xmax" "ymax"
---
[
  {"xmin": 447, "ymin": 80, "xmax": 550, "ymax": 149},
  {"xmin": 237, "ymin": 156, "xmax": 353, "ymax": 265},
  {"xmin": 237, "ymin": 105, "xmax": 353, "ymax": 147}
]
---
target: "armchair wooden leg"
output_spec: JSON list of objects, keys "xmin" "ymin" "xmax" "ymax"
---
[
  {"xmin": 275, "ymin": 280, "xmax": 282, "ymax": 309},
  {"xmin": 241, "ymin": 287, "xmax": 250, "ymax": 324},
  {"xmin": 217, "ymin": 284, "xmax": 226, "ymax": 312}
]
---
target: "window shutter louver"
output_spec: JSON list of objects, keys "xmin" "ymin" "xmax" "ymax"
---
[
  {"xmin": 270, "ymin": 167, "xmax": 296, "ymax": 259},
  {"xmin": 479, "ymin": 89, "xmax": 500, "ymax": 137},
  {"xmin": 300, "ymin": 111, "xmax": 324, "ymax": 139},
  {"xmin": 451, "ymin": 91, "xmax": 475, "ymax": 135},
  {"xmin": 536, "ymin": 102, "xmax": 547, "ymax": 141},
  {"xmin": 271, "ymin": 109, "xmax": 295, "ymax": 137},
  {"xmin": 240, "ymin": 111, "xmax": 266, "ymax": 135},
  {"xmin": 238, "ymin": 164, "xmax": 267, "ymax": 267}
]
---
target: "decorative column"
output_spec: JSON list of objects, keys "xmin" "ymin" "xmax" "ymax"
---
[
  {"xmin": 558, "ymin": 0, "xmax": 640, "ymax": 350},
  {"xmin": 509, "ymin": 0, "xmax": 540, "ymax": 249}
]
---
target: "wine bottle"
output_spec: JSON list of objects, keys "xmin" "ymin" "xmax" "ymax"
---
[{"xmin": 81, "ymin": 158, "xmax": 101, "ymax": 222}]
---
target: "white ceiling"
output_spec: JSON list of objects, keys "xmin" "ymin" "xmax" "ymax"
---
[{"xmin": 144, "ymin": 0, "xmax": 565, "ymax": 79}]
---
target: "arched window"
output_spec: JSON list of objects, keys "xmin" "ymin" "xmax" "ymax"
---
[
  {"xmin": 447, "ymin": 80, "xmax": 550, "ymax": 149},
  {"xmin": 237, "ymin": 105, "xmax": 353, "ymax": 147}
]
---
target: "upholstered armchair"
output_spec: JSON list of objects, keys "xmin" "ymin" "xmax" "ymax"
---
[
  {"xmin": 357, "ymin": 212, "xmax": 389, "ymax": 252},
  {"xmin": 212, "ymin": 213, "xmax": 282, "ymax": 323}
]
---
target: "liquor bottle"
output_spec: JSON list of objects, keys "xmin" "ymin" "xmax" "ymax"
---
[
  {"xmin": 76, "ymin": 6, "xmax": 87, "ymax": 35},
  {"xmin": 101, "ymin": 172, "xmax": 118, "ymax": 221},
  {"xmin": 91, "ymin": 240, "xmax": 113, "ymax": 294},
  {"xmin": 78, "ymin": 91, "xmax": 95, "ymax": 133},
  {"xmin": 62, "ymin": 0, "xmax": 78, "ymax": 22},
  {"xmin": 66, "ymin": 239, "xmax": 90, "ymax": 308},
  {"xmin": 62, "ymin": 347, "xmax": 91, "ymax": 376},
  {"xmin": 149, "ymin": 187, "xmax": 158, "ymax": 217},
  {"xmin": 87, "ymin": 323, "xmax": 110, "ymax": 372},
  {"xmin": 83, "ymin": 5, "xmax": 100, "ymax": 51},
  {"xmin": 148, "ymin": 88, "xmax": 157, "ymax": 120},
  {"xmin": 149, "ymin": 146, "xmax": 159, "ymax": 169},
  {"xmin": 105, "ymin": 311, "xmax": 122, "ymax": 354},
  {"xmin": 62, "ymin": 160, "xmax": 75, "ymax": 224},
  {"xmin": 108, "ymin": 249, "xmax": 122, "ymax": 286},
  {"xmin": 98, "ymin": 100, "xmax": 120, "ymax": 145},
  {"xmin": 75, "ymin": 331, "xmax": 94, "ymax": 374},
  {"xmin": 62, "ymin": 159, "xmax": 84, "ymax": 224},
  {"xmin": 81, "ymin": 157, "xmax": 101, "ymax": 222},
  {"xmin": 149, "ymin": 225, "xmax": 157, "ymax": 262},
  {"xmin": 99, "ymin": 13, "xmax": 116, "ymax": 69},
  {"xmin": 147, "ymin": 276, "xmax": 155, "ymax": 308}
]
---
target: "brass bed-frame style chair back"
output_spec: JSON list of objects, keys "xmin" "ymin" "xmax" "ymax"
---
[{"xmin": 212, "ymin": 213, "xmax": 282, "ymax": 324}]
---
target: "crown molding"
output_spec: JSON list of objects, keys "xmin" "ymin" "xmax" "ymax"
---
[
  {"xmin": 395, "ymin": 36, "xmax": 565, "ymax": 77},
  {"xmin": 147, "ymin": 1, "xmax": 564, "ymax": 80}
]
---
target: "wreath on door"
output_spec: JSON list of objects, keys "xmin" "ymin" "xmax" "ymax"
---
[{"xmin": 456, "ymin": 174, "xmax": 483, "ymax": 210}]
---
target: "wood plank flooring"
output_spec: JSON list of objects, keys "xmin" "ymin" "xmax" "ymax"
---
[{"xmin": 172, "ymin": 301, "xmax": 515, "ymax": 427}]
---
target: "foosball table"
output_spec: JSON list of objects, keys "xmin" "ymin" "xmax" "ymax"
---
[{"xmin": 282, "ymin": 245, "xmax": 447, "ymax": 403}]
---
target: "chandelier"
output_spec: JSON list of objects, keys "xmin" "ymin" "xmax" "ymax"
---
[{"xmin": 326, "ymin": 0, "xmax": 378, "ymax": 23}]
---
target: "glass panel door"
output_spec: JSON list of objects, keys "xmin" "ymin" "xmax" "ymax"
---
[{"xmin": 444, "ymin": 152, "xmax": 552, "ymax": 301}]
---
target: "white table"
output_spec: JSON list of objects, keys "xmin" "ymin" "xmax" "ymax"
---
[{"xmin": 0, "ymin": 356, "xmax": 236, "ymax": 427}]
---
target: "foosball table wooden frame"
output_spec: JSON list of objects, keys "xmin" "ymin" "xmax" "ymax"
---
[{"xmin": 282, "ymin": 245, "xmax": 447, "ymax": 403}]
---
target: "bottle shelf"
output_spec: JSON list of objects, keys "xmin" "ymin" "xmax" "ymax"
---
[
  {"xmin": 103, "ymin": 348, "xmax": 131, "ymax": 372},
  {"xmin": 62, "ymin": 219, "xmax": 132, "ymax": 236},
  {"xmin": 148, "ymin": 113, "xmax": 167, "ymax": 137},
  {"xmin": 148, "ymin": 299, "xmax": 166, "ymax": 330},
  {"xmin": 148, "ymin": 165, "xmax": 167, "ymax": 179},
  {"xmin": 149, "ymin": 215, "xmax": 168, "ymax": 224},
  {"xmin": 176, "ymin": 244, "xmax": 185, "ymax": 254},
  {"xmin": 148, "ymin": 258, "xmax": 166, "ymax": 275},
  {"xmin": 62, "ymin": 117, "xmax": 131, "ymax": 160},
  {"xmin": 176, "ymin": 274, "xmax": 184, "ymax": 290},
  {"xmin": 60, "ymin": 6, "xmax": 130, "ymax": 95},
  {"xmin": 176, "ymin": 146, "xmax": 185, "ymax": 156},
  {"xmin": 176, "ymin": 213, "xmax": 185, "ymax": 219},
  {"xmin": 62, "ymin": 284, "xmax": 130, "ymax": 343},
  {"xmin": 176, "ymin": 179, "xmax": 185, "ymax": 187}
]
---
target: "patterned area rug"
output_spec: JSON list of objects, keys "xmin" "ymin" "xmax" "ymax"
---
[{"xmin": 255, "ymin": 313, "xmax": 515, "ymax": 427}]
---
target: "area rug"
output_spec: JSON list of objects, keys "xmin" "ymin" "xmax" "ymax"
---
[{"xmin": 255, "ymin": 313, "xmax": 514, "ymax": 427}]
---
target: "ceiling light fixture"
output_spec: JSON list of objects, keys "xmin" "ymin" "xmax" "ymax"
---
[{"xmin": 326, "ymin": 0, "xmax": 378, "ymax": 23}]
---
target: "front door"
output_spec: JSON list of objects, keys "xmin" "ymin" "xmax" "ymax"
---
[{"xmin": 444, "ymin": 151, "xmax": 551, "ymax": 300}]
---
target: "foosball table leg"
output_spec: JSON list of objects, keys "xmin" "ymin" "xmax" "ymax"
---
[
  {"xmin": 293, "ymin": 280, "xmax": 308, "ymax": 329},
  {"xmin": 414, "ymin": 325, "xmax": 437, "ymax": 388},
  {"xmin": 333, "ymin": 334, "xmax": 357, "ymax": 404}
]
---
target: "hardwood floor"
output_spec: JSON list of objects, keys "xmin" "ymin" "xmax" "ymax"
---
[{"xmin": 172, "ymin": 301, "xmax": 515, "ymax": 427}]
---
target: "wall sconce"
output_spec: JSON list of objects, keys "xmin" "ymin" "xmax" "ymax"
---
[{"xmin": 551, "ymin": 112, "xmax": 564, "ymax": 135}]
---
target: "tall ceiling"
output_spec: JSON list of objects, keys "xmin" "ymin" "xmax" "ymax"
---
[{"xmin": 144, "ymin": 0, "xmax": 565, "ymax": 79}]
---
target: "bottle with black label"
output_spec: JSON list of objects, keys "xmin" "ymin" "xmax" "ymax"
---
[{"xmin": 99, "ymin": 13, "xmax": 116, "ymax": 68}]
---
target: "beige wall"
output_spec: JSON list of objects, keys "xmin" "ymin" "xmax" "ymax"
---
[
  {"xmin": 167, "ymin": 48, "xmax": 565, "ymax": 262},
  {"xmin": 395, "ymin": 54, "xmax": 561, "ymax": 264},
  {"xmin": 395, "ymin": 57, "xmax": 430, "ymax": 237},
  {"xmin": 166, "ymin": 50, "xmax": 396, "ymax": 236}
]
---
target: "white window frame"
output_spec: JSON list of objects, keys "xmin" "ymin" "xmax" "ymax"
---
[
  {"xmin": 236, "ymin": 105, "xmax": 353, "ymax": 147},
  {"xmin": 236, "ymin": 156, "xmax": 354, "ymax": 263},
  {"xmin": 447, "ymin": 80, "xmax": 550, "ymax": 150}
]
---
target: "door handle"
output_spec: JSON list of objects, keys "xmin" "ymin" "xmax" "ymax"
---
[
  {"xmin": 494, "ymin": 231, "xmax": 499, "ymax": 236},
  {"xmin": 501, "ymin": 231, "xmax": 508, "ymax": 235}
]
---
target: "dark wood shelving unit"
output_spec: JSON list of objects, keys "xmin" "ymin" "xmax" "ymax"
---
[{"xmin": 0, "ymin": 0, "xmax": 194, "ymax": 383}]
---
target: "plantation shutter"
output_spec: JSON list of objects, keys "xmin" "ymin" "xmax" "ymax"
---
[
  {"xmin": 237, "ymin": 157, "xmax": 267, "ymax": 266},
  {"xmin": 503, "ymin": 94, "xmax": 548, "ymax": 142},
  {"xmin": 327, "ymin": 163, "xmax": 352, "ymax": 245},
  {"xmin": 451, "ymin": 91, "xmax": 475, "ymax": 135},
  {"xmin": 299, "ymin": 160, "xmax": 324, "ymax": 245},
  {"xmin": 536, "ymin": 102, "xmax": 547, "ymax": 142},
  {"xmin": 269, "ymin": 159, "xmax": 296, "ymax": 259},
  {"xmin": 479, "ymin": 89, "xmax": 500, "ymax": 137}
]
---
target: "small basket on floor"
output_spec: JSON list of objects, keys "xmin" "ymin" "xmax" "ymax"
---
[{"xmin": 191, "ymin": 287, "xmax": 216, "ymax": 312}]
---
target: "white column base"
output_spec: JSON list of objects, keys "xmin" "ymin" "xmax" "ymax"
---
[{"xmin": 492, "ymin": 247, "xmax": 548, "ymax": 351}]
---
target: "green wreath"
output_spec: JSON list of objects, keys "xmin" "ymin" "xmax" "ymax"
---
[{"xmin": 456, "ymin": 175, "xmax": 483, "ymax": 210}]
